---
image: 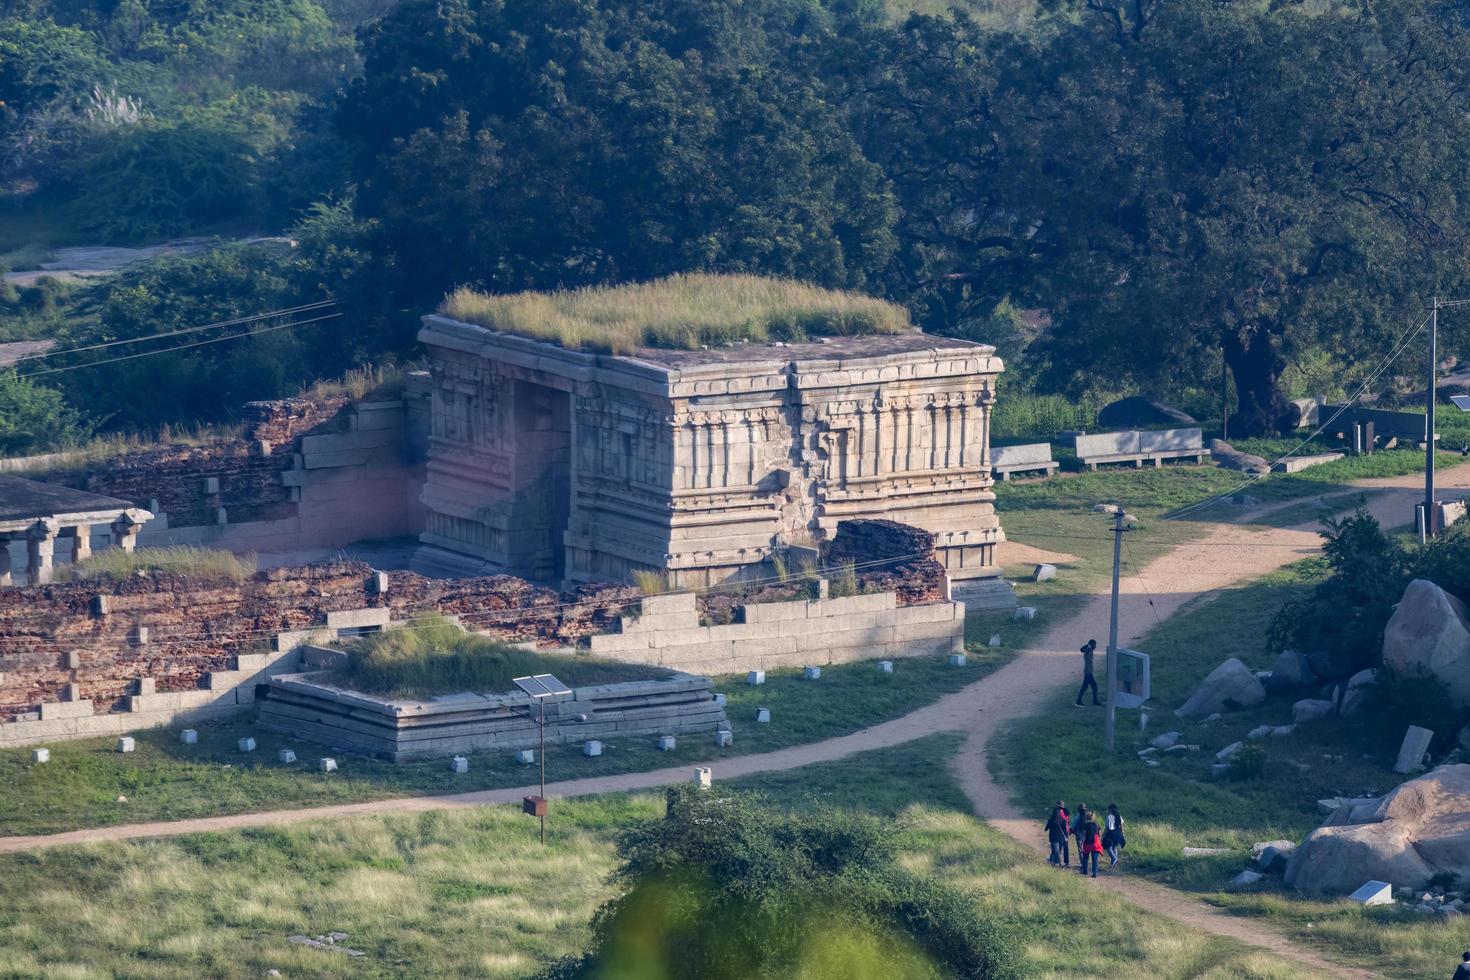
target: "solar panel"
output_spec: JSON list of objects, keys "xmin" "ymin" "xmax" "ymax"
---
[
  {"xmin": 513, "ymin": 674, "xmax": 573, "ymax": 700},
  {"xmin": 1452, "ymin": 395, "xmax": 1470, "ymax": 412}
]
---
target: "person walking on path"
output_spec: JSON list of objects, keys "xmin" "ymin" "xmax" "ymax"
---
[
  {"xmin": 1103, "ymin": 803, "xmax": 1126, "ymax": 868},
  {"xmin": 1070, "ymin": 803, "xmax": 1091, "ymax": 858},
  {"xmin": 1075, "ymin": 639, "xmax": 1100, "ymax": 706},
  {"xmin": 1079, "ymin": 813, "xmax": 1104, "ymax": 877},
  {"xmin": 1044, "ymin": 801, "xmax": 1071, "ymax": 866},
  {"xmin": 1454, "ymin": 951, "xmax": 1470, "ymax": 980}
]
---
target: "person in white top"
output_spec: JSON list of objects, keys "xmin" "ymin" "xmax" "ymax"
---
[{"xmin": 1103, "ymin": 803, "xmax": 1126, "ymax": 867}]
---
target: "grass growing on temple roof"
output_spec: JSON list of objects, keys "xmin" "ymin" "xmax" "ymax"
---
[
  {"xmin": 327, "ymin": 618, "xmax": 667, "ymax": 697},
  {"xmin": 62, "ymin": 546, "xmax": 258, "ymax": 583},
  {"xmin": 438, "ymin": 273, "xmax": 915, "ymax": 353}
]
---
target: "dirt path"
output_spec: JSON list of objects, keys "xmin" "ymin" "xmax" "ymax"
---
[{"xmin": 6, "ymin": 468, "xmax": 1469, "ymax": 974}]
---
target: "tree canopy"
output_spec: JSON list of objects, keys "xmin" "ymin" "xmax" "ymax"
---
[{"xmin": 546, "ymin": 785, "xmax": 1019, "ymax": 980}]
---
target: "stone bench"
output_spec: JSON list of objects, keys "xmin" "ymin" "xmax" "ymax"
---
[
  {"xmin": 1322, "ymin": 405, "xmax": 1437, "ymax": 447},
  {"xmin": 1072, "ymin": 428, "xmax": 1209, "ymax": 470},
  {"xmin": 990, "ymin": 443, "xmax": 1058, "ymax": 481}
]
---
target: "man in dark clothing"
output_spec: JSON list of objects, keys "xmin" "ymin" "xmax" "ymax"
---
[
  {"xmin": 1453, "ymin": 951, "xmax": 1470, "ymax": 980},
  {"xmin": 1044, "ymin": 801, "xmax": 1071, "ymax": 866},
  {"xmin": 1075, "ymin": 638, "xmax": 1101, "ymax": 706}
]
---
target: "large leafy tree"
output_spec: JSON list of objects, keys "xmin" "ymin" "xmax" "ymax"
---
[
  {"xmin": 338, "ymin": 0, "xmax": 897, "ymax": 307},
  {"xmin": 863, "ymin": 0, "xmax": 1470, "ymax": 434}
]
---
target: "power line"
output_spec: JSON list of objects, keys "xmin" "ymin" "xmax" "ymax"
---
[
  {"xmin": 18, "ymin": 312, "xmax": 344, "ymax": 378},
  {"xmin": 10, "ymin": 301, "xmax": 337, "ymax": 366},
  {"xmin": 1165, "ymin": 309, "xmax": 1434, "ymax": 522}
]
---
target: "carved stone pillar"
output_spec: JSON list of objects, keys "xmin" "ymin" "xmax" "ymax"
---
[
  {"xmin": 69, "ymin": 525, "xmax": 92, "ymax": 564},
  {"xmin": 26, "ymin": 517, "xmax": 59, "ymax": 585},
  {"xmin": 0, "ymin": 534, "xmax": 12, "ymax": 586},
  {"xmin": 111, "ymin": 511, "xmax": 146, "ymax": 554}
]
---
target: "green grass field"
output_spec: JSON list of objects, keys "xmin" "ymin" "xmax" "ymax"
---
[
  {"xmin": 0, "ymin": 734, "xmax": 1319, "ymax": 979},
  {"xmin": 990, "ymin": 562, "xmax": 1469, "ymax": 979},
  {"xmin": 0, "ymin": 647, "xmax": 1017, "ymax": 838}
]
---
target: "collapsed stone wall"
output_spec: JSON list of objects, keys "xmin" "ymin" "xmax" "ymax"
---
[
  {"xmin": 66, "ymin": 396, "xmax": 354, "ymax": 528},
  {"xmin": 0, "ymin": 561, "xmax": 638, "ymax": 722}
]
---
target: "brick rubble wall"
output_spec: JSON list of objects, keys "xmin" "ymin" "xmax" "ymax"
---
[
  {"xmin": 0, "ymin": 562, "xmax": 639, "ymax": 721},
  {"xmin": 826, "ymin": 519, "xmax": 948, "ymax": 605}
]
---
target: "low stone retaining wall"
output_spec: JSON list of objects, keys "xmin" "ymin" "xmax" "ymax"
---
[
  {"xmin": 588, "ymin": 589, "xmax": 964, "ymax": 675},
  {"xmin": 257, "ymin": 666, "xmax": 725, "ymax": 761}
]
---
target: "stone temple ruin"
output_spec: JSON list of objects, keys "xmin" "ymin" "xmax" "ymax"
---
[
  {"xmin": 0, "ymin": 279, "xmax": 1015, "ymax": 752},
  {"xmin": 414, "ymin": 313, "xmax": 1009, "ymax": 603}
]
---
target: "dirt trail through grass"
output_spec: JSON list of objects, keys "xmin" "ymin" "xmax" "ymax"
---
[{"xmin": 5, "ymin": 466, "xmax": 1469, "ymax": 975}]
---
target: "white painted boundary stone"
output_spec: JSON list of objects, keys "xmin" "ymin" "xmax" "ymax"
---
[
  {"xmin": 803, "ymin": 666, "xmax": 821, "ymax": 680},
  {"xmin": 319, "ymin": 757, "xmax": 337, "ymax": 772},
  {"xmin": 948, "ymin": 653, "xmax": 967, "ymax": 667},
  {"xmin": 657, "ymin": 735, "xmax": 676, "ymax": 751},
  {"xmin": 715, "ymin": 730, "xmax": 734, "ymax": 747},
  {"xmin": 116, "ymin": 737, "xmax": 135, "ymax": 753},
  {"xmin": 278, "ymin": 749, "xmax": 297, "ymax": 764},
  {"xmin": 695, "ymin": 766, "xmax": 712, "ymax": 787},
  {"xmin": 1349, "ymin": 880, "xmax": 1394, "ymax": 906},
  {"xmin": 449, "ymin": 755, "xmax": 469, "ymax": 774},
  {"xmin": 877, "ymin": 660, "xmax": 894, "ymax": 673},
  {"xmin": 988, "ymin": 635, "xmax": 1001, "ymax": 648},
  {"xmin": 1394, "ymin": 725, "xmax": 1434, "ymax": 774},
  {"xmin": 238, "ymin": 737, "xmax": 257, "ymax": 752},
  {"xmin": 746, "ymin": 670, "xmax": 765, "ymax": 686},
  {"xmin": 755, "ymin": 708, "xmax": 771, "ymax": 724},
  {"xmin": 514, "ymin": 749, "xmax": 535, "ymax": 765},
  {"xmin": 31, "ymin": 748, "xmax": 48, "ymax": 763},
  {"xmin": 1033, "ymin": 564, "xmax": 1056, "ymax": 582},
  {"xmin": 1013, "ymin": 606, "xmax": 1037, "ymax": 621},
  {"xmin": 583, "ymin": 740, "xmax": 603, "ymax": 757},
  {"xmin": 713, "ymin": 693, "xmax": 728, "ymax": 706},
  {"xmin": 180, "ymin": 729, "xmax": 198, "ymax": 744}
]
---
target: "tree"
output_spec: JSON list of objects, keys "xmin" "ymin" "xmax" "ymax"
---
[
  {"xmin": 0, "ymin": 369, "xmax": 85, "ymax": 454},
  {"xmin": 338, "ymin": 0, "xmax": 897, "ymax": 308},
  {"xmin": 864, "ymin": 0, "xmax": 1470, "ymax": 434},
  {"xmin": 545, "ymin": 785, "xmax": 1019, "ymax": 980}
]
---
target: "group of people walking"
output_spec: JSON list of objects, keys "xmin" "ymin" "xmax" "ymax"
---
[{"xmin": 1043, "ymin": 801, "xmax": 1125, "ymax": 877}]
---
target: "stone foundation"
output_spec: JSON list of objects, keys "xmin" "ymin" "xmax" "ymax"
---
[{"xmin": 257, "ymin": 667, "xmax": 725, "ymax": 761}]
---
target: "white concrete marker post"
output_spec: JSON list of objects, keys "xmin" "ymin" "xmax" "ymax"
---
[
  {"xmin": 319, "ymin": 758, "xmax": 337, "ymax": 773},
  {"xmin": 31, "ymin": 748, "xmax": 49, "ymax": 763},
  {"xmin": 238, "ymin": 737, "xmax": 256, "ymax": 753},
  {"xmin": 695, "ymin": 766, "xmax": 712, "ymax": 788},
  {"xmin": 180, "ymin": 729, "xmax": 198, "ymax": 744},
  {"xmin": 116, "ymin": 737, "xmax": 135, "ymax": 753},
  {"xmin": 583, "ymin": 740, "xmax": 603, "ymax": 757},
  {"xmin": 450, "ymin": 756, "xmax": 469, "ymax": 774},
  {"xmin": 278, "ymin": 749, "xmax": 297, "ymax": 764}
]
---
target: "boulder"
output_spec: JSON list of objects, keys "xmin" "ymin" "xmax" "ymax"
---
[
  {"xmin": 1271, "ymin": 725, "xmax": 1296, "ymax": 737},
  {"xmin": 1248, "ymin": 725, "xmax": 1273, "ymax": 740},
  {"xmin": 1231, "ymin": 869, "xmax": 1265, "ymax": 887},
  {"xmin": 1284, "ymin": 764, "xmax": 1470, "ymax": 893},
  {"xmin": 1262, "ymin": 649, "xmax": 1316, "ymax": 693},
  {"xmin": 1216, "ymin": 741, "xmax": 1244, "ymax": 762},
  {"xmin": 1339, "ymin": 669, "xmax": 1379, "ymax": 717},
  {"xmin": 1098, "ymin": 396, "xmax": 1196, "ymax": 429},
  {"xmin": 1033, "ymin": 563, "xmax": 1057, "ymax": 582},
  {"xmin": 1382, "ymin": 579, "xmax": 1470, "ymax": 709},
  {"xmin": 1151, "ymin": 731, "xmax": 1181, "ymax": 750},
  {"xmin": 1293, "ymin": 699, "xmax": 1336, "ymax": 724},
  {"xmin": 1175, "ymin": 659, "xmax": 1267, "ymax": 718},
  {"xmin": 1256, "ymin": 844, "xmax": 1296, "ymax": 874},
  {"xmin": 1208, "ymin": 439, "xmax": 1271, "ymax": 475}
]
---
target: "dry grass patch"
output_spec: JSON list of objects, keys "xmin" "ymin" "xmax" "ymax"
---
[
  {"xmin": 439, "ymin": 273, "xmax": 914, "ymax": 353},
  {"xmin": 61, "ymin": 545, "xmax": 257, "ymax": 583}
]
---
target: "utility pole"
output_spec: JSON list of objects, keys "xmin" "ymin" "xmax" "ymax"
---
[
  {"xmin": 1425, "ymin": 296, "xmax": 1439, "ymax": 544},
  {"xmin": 1104, "ymin": 507, "xmax": 1127, "ymax": 753},
  {"xmin": 1221, "ymin": 352, "xmax": 1229, "ymax": 442}
]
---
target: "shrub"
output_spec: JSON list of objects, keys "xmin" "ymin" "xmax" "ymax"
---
[
  {"xmin": 64, "ymin": 546, "xmax": 257, "ymax": 583},
  {"xmin": 0, "ymin": 368, "xmax": 87, "ymax": 454},
  {"xmin": 545, "ymin": 785, "xmax": 1020, "ymax": 980},
  {"xmin": 1227, "ymin": 743, "xmax": 1266, "ymax": 781},
  {"xmin": 328, "ymin": 616, "xmax": 665, "ymax": 697},
  {"xmin": 829, "ymin": 561, "xmax": 860, "ymax": 599},
  {"xmin": 632, "ymin": 569, "xmax": 666, "ymax": 596}
]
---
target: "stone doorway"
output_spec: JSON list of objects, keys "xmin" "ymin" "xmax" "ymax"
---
[{"xmin": 509, "ymin": 380, "xmax": 572, "ymax": 582}]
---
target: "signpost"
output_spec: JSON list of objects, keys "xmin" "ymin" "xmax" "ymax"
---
[{"xmin": 512, "ymin": 673, "xmax": 572, "ymax": 844}]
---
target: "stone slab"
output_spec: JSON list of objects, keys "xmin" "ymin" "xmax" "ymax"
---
[{"xmin": 1394, "ymin": 725, "xmax": 1434, "ymax": 774}]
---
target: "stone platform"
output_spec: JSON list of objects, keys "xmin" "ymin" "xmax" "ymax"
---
[{"xmin": 256, "ymin": 668, "xmax": 727, "ymax": 761}]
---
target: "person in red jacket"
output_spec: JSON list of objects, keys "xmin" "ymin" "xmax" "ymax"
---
[{"xmin": 1078, "ymin": 814, "xmax": 1104, "ymax": 877}]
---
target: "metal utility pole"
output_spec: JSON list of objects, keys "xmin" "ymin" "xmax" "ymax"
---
[
  {"xmin": 1104, "ymin": 507, "xmax": 1126, "ymax": 753},
  {"xmin": 1425, "ymin": 296, "xmax": 1439, "ymax": 543},
  {"xmin": 538, "ymin": 697, "xmax": 547, "ymax": 844}
]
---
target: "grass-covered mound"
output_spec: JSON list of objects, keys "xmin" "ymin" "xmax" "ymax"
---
[
  {"xmin": 62, "ymin": 546, "xmax": 258, "ymax": 583},
  {"xmin": 439, "ymin": 274, "xmax": 914, "ymax": 354},
  {"xmin": 327, "ymin": 618, "xmax": 667, "ymax": 697}
]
